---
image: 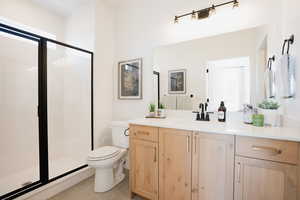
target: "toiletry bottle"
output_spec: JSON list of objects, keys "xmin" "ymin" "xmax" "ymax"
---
[{"xmin": 218, "ymin": 101, "xmax": 226, "ymax": 122}]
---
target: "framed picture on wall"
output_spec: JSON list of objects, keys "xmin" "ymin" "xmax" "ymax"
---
[
  {"xmin": 118, "ymin": 58, "xmax": 143, "ymax": 99},
  {"xmin": 168, "ymin": 69, "xmax": 186, "ymax": 94}
]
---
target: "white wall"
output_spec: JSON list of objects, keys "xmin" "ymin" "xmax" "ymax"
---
[
  {"xmin": 112, "ymin": 0, "xmax": 284, "ymax": 120},
  {"xmin": 0, "ymin": 0, "xmax": 66, "ymax": 41},
  {"xmin": 93, "ymin": 0, "xmax": 115, "ymax": 147},
  {"xmin": 281, "ymin": 0, "xmax": 300, "ymax": 124},
  {"xmin": 65, "ymin": 0, "xmax": 115, "ymax": 148},
  {"xmin": 65, "ymin": 1, "xmax": 95, "ymax": 51}
]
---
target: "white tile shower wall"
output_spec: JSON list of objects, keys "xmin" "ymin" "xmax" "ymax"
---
[
  {"xmin": 0, "ymin": 0, "xmax": 115, "ymax": 199},
  {"xmin": 0, "ymin": 1, "xmax": 71, "ymax": 176},
  {"xmin": 0, "ymin": 39, "xmax": 40, "ymax": 192},
  {"xmin": 0, "ymin": 1, "xmax": 68, "ymax": 196}
]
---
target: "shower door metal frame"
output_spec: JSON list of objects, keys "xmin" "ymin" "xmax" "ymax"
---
[
  {"xmin": 153, "ymin": 71, "xmax": 160, "ymax": 106},
  {"xmin": 0, "ymin": 23, "xmax": 94, "ymax": 200}
]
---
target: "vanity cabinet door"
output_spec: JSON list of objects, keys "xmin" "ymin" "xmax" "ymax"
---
[
  {"xmin": 192, "ymin": 133, "xmax": 234, "ymax": 200},
  {"xmin": 130, "ymin": 138, "xmax": 158, "ymax": 200},
  {"xmin": 159, "ymin": 128, "xmax": 192, "ymax": 200},
  {"xmin": 234, "ymin": 156, "xmax": 298, "ymax": 200}
]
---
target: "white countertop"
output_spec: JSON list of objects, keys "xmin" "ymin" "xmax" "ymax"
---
[{"xmin": 128, "ymin": 118, "xmax": 300, "ymax": 142}]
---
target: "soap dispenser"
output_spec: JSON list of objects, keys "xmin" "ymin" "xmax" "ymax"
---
[{"xmin": 218, "ymin": 101, "xmax": 226, "ymax": 122}]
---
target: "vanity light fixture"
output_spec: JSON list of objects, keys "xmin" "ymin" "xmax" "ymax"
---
[
  {"xmin": 233, "ymin": 0, "xmax": 239, "ymax": 9},
  {"xmin": 174, "ymin": 16, "xmax": 179, "ymax": 24},
  {"xmin": 210, "ymin": 5, "xmax": 216, "ymax": 15},
  {"xmin": 174, "ymin": 0, "xmax": 239, "ymax": 24}
]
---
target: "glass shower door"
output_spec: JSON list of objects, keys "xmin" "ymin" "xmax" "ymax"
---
[
  {"xmin": 0, "ymin": 29, "xmax": 40, "ymax": 196},
  {"xmin": 47, "ymin": 41, "xmax": 92, "ymax": 179},
  {"xmin": 0, "ymin": 24, "xmax": 93, "ymax": 199}
]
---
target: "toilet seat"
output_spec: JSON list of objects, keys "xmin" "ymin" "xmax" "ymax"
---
[{"xmin": 88, "ymin": 146, "xmax": 121, "ymax": 161}]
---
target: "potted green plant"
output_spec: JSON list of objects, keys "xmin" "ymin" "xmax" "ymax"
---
[
  {"xmin": 148, "ymin": 103, "xmax": 156, "ymax": 117},
  {"xmin": 157, "ymin": 103, "xmax": 166, "ymax": 117},
  {"xmin": 258, "ymin": 100, "xmax": 281, "ymax": 126}
]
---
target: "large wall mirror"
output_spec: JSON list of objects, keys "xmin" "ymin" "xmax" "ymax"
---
[{"xmin": 152, "ymin": 25, "xmax": 288, "ymax": 111}]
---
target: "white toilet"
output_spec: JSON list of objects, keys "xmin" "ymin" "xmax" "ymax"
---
[{"xmin": 87, "ymin": 121, "xmax": 129, "ymax": 192}]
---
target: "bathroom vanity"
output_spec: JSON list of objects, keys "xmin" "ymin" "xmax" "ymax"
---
[
  {"xmin": 133, "ymin": 15, "xmax": 299, "ymax": 200},
  {"xmin": 128, "ymin": 119, "xmax": 300, "ymax": 200}
]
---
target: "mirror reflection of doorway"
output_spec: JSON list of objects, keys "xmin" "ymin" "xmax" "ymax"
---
[
  {"xmin": 153, "ymin": 71, "xmax": 160, "ymax": 108},
  {"xmin": 206, "ymin": 57, "xmax": 250, "ymax": 112}
]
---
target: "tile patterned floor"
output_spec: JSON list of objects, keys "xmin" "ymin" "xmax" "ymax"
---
[{"xmin": 49, "ymin": 176, "xmax": 143, "ymax": 200}]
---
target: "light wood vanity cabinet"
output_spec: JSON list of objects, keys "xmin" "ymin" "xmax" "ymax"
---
[
  {"xmin": 159, "ymin": 128, "xmax": 192, "ymax": 200},
  {"xmin": 234, "ymin": 157, "xmax": 298, "ymax": 200},
  {"xmin": 192, "ymin": 133, "xmax": 234, "ymax": 200},
  {"xmin": 130, "ymin": 125, "xmax": 159, "ymax": 200},
  {"xmin": 235, "ymin": 136, "xmax": 299, "ymax": 200},
  {"xmin": 129, "ymin": 125, "xmax": 300, "ymax": 200}
]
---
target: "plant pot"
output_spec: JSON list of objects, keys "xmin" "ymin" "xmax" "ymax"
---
[
  {"xmin": 258, "ymin": 108, "xmax": 282, "ymax": 127},
  {"xmin": 148, "ymin": 112, "xmax": 156, "ymax": 117},
  {"xmin": 157, "ymin": 109, "xmax": 166, "ymax": 118}
]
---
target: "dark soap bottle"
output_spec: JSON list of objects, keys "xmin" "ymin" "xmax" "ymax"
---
[{"xmin": 218, "ymin": 101, "xmax": 226, "ymax": 122}]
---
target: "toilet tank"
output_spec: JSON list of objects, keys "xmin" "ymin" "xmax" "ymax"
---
[{"xmin": 111, "ymin": 121, "xmax": 129, "ymax": 148}]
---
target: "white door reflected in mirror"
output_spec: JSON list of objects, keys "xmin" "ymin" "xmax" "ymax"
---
[
  {"xmin": 153, "ymin": 26, "xmax": 267, "ymax": 111},
  {"xmin": 207, "ymin": 57, "xmax": 250, "ymax": 112}
]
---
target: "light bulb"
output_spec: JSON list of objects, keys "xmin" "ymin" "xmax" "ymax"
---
[
  {"xmin": 233, "ymin": 0, "xmax": 239, "ymax": 9},
  {"xmin": 191, "ymin": 11, "xmax": 197, "ymax": 19},
  {"xmin": 210, "ymin": 5, "xmax": 216, "ymax": 15},
  {"xmin": 174, "ymin": 16, "xmax": 179, "ymax": 24}
]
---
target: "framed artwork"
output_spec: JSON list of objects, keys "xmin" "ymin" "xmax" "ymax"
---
[
  {"xmin": 168, "ymin": 69, "xmax": 186, "ymax": 94},
  {"xmin": 118, "ymin": 58, "xmax": 143, "ymax": 99}
]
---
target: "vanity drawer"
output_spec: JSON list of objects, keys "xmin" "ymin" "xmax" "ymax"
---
[
  {"xmin": 130, "ymin": 125, "xmax": 158, "ymax": 142},
  {"xmin": 236, "ymin": 136, "xmax": 299, "ymax": 165}
]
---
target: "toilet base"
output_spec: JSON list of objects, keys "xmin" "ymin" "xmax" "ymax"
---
[{"xmin": 94, "ymin": 160, "xmax": 126, "ymax": 192}]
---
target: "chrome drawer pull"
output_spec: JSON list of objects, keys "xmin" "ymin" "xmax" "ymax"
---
[{"xmin": 252, "ymin": 145, "xmax": 282, "ymax": 155}]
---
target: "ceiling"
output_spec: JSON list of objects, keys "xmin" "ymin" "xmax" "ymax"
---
[{"xmin": 31, "ymin": 0, "xmax": 92, "ymax": 17}]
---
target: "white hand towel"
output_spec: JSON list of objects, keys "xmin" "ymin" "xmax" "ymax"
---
[
  {"xmin": 264, "ymin": 67, "xmax": 276, "ymax": 98},
  {"xmin": 277, "ymin": 54, "xmax": 296, "ymax": 98}
]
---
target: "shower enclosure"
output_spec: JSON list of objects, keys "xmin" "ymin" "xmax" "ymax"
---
[{"xmin": 0, "ymin": 23, "xmax": 93, "ymax": 200}]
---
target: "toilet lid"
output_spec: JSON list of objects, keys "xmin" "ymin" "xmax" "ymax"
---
[{"xmin": 88, "ymin": 146, "xmax": 121, "ymax": 160}]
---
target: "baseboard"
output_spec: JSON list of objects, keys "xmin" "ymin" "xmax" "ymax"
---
[{"xmin": 16, "ymin": 168, "xmax": 94, "ymax": 200}]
